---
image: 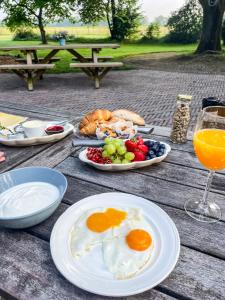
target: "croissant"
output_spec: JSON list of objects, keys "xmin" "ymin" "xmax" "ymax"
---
[
  {"xmin": 79, "ymin": 109, "xmax": 112, "ymax": 129},
  {"xmin": 80, "ymin": 122, "xmax": 97, "ymax": 136}
]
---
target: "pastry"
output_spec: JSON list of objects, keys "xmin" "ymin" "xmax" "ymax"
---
[
  {"xmin": 80, "ymin": 122, "xmax": 98, "ymax": 136},
  {"xmin": 112, "ymin": 109, "xmax": 145, "ymax": 126},
  {"xmin": 79, "ymin": 109, "xmax": 112, "ymax": 130}
]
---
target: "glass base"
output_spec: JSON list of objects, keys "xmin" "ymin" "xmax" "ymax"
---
[{"xmin": 184, "ymin": 199, "xmax": 221, "ymax": 223}]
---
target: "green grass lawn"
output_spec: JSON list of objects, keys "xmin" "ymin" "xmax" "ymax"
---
[{"xmin": 0, "ymin": 36, "xmax": 197, "ymax": 73}]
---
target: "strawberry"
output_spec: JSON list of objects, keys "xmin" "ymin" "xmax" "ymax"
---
[
  {"xmin": 136, "ymin": 136, "xmax": 144, "ymax": 145},
  {"xmin": 137, "ymin": 144, "xmax": 148, "ymax": 154},
  {"xmin": 132, "ymin": 150, "xmax": 146, "ymax": 161},
  {"xmin": 125, "ymin": 139, "xmax": 138, "ymax": 152}
]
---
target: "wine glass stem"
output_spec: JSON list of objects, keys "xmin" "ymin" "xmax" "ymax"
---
[{"xmin": 202, "ymin": 170, "xmax": 214, "ymax": 206}]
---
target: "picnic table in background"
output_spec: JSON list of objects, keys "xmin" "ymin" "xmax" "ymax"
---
[
  {"xmin": 0, "ymin": 44, "xmax": 123, "ymax": 90},
  {"xmin": 0, "ymin": 102, "xmax": 225, "ymax": 299}
]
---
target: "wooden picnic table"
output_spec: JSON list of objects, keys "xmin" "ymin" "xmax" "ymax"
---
[
  {"xmin": 0, "ymin": 43, "xmax": 123, "ymax": 90},
  {"xmin": 0, "ymin": 103, "xmax": 225, "ymax": 300}
]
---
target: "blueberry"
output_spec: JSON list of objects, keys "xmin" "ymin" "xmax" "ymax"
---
[
  {"xmin": 144, "ymin": 141, "xmax": 151, "ymax": 146},
  {"xmin": 150, "ymin": 154, "xmax": 156, "ymax": 159},
  {"xmin": 156, "ymin": 151, "xmax": 164, "ymax": 157},
  {"xmin": 160, "ymin": 144, "xmax": 166, "ymax": 150},
  {"xmin": 152, "ymin": 144, "xmax": 160, "ymax": 153},
  {"xmin": 149, "ymin": 141, "xmax": 155, "ymax": 147},
  {"xmin": 146, "ymin": 155, "xmax": 151, "ymax": 160},
  {"xmin": 149, "ymin": 150, "xmax": 155, "ymax": 156}
]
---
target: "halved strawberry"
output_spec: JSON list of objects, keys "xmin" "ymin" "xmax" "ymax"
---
[{"xmin": 132, "ymin": 150, "xmax": 146, "ymax": 161}]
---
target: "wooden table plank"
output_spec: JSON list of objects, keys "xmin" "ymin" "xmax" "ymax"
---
[
  {"xmin": 1, "ymin": 123, "xmax": 225, "ymax": 300},
  {"xmin": 72, "ymin": 147, "xmax": 225, "ymax": 195},
  {"xmin": 56, "ymin": 157, "xmax": 225, "ymax": 221},
  {"xmin": 0, "ymin": 229, "xmax": 224, "ymax": 300},
  {"xmin": 27, "ymin": 176, "xmax": 225, "ymax": 260},
  {"xmin": 0, "ymin": 44, "xmax": 120, "ymax": 51},
  {"xmin": 0, "ymin": 231, "xmax": 175, "ymax": 300},
  {"xmin": 0, "ymin": 101, "xmax": 75, "ymax": 119}
]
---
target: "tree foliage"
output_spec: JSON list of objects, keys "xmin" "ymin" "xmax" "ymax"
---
[
  {"xmin": 77, "ymin": 0, "xmax": 141, "ymax": 40},
  {"xmin": 143, "ymin": 22, "xmax": 160, "ymax": 41},
  {"xmin": 0, "ymin": 0, "xmax": 77, "ymax": 44},
  {"xmin": 166, "ymin": 0, "xmax": 203, "ymax": 43}
]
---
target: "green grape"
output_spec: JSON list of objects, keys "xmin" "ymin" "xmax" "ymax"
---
[
  {"xmin": 117, "ymin": 146, "xmax": 127, "ymax": 155},
  {"xmin": 105, "ymin": 144, "xmax": 116, "ymax": 155},
  {"xmin": 102, "ymin": 150, "xmax": 109, "ymax": 158},
  {"xmin": 125, "ymin": 152, "xmax": 135, "ymax": 161},
  {"xmin": 104, "ymin": 137, "xmax": 112, "ymax": 145},
  {"xmin": 113, "ymin": 158, "xmax": 122, "ymax": 164},
  {"xmin": 122, "ymin": 159, "xmax": 130, "ymax": 164},
  {"xmin": 111, "ymin": 138, "xmax": 119, "ymax": 145}
]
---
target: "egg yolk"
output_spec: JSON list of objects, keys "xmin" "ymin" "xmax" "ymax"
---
[
  {"xmin": 126, "ymin": 229, "xmax": 152, "ymax": 251},
  {"xmin": 86, "ymin": 212, "xmax": 111, "ymax": 233},
  {"xmin": 105, "ymin": 208, "xmax": 127, "ymax": 227},
  {"xmin": 86, "ymin": 208, "xmax": 127, "ymax": 233}
]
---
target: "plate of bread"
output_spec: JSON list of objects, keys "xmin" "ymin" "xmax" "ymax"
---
[{"xmin": 76, "ymin": 109, "xmax": 145, "ymax": 140}]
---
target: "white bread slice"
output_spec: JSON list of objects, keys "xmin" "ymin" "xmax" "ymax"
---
[{"xmin": 112, "ymin": 109, "xmax": 145, "ymax": 126}]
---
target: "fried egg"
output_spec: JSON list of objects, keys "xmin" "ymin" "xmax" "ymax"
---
[
  {"xmin": 103, "ymin": 213, "xmax": 154, "ymax": 279},
  {"xmin": 70, "ymin": 207, "xmax": 137, "ymax": 258}
]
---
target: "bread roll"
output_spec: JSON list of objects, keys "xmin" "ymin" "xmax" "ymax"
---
[
  {"xmin": 79, "ymin": 109, "xmax": 112, "ymax": 129},
  {"xmin": 112, "ymin": 109, "xmax": 145, "ymax": 126}
]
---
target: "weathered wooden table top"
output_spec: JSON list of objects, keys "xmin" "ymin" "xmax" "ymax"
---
[
  {"xmin": 0, "ymin": 43, "xmax": 120, "ymax": 52},
  {"xmin": 0, "ymin": 103, "xmax": 225, "ymax": 300}
]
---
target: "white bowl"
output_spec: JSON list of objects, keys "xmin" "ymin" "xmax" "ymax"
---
[{"xmin": 0, "ymin": 167, "xmax": 67, "ymax": 229}]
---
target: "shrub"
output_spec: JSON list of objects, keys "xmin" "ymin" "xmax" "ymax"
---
[
  {"xmin": 166, "ymin": 0, "xmax": 202, "ymax": 44},
  {"xmin": 143, "ymin": 22, "xmax": 160, "ymax": 41},
  {"xmin": 13, "ymin": 29, "xmax": 40, "ymax": 41}
]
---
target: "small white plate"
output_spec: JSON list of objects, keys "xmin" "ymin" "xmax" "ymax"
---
[
  {"xmin": 0, "ymin": 123, "xmax": 74, "ymax": 146},
  {"xmin": 79, "ymin": 141, "xmax": 171, "ymax": 171},
  {"xmin": 50, "ymin": 192, "xmax": 180, "ymax": 297}
]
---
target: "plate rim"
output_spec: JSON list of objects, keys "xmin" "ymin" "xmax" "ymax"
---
[
  {"xmin": 0, "ymin": 123, "xmax": 74, "ymax": 145},
  {"xmin": 50, "ymin": 192, "xmax": 180, "ymax": 297}
]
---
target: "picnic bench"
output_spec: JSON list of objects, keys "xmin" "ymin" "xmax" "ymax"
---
[
  {"xmin": 0, "ymin": 102, "xmax": 225, "ymax": 299},
  {"xmin": 0, "ymin": 44, "xmax": 123, "ymax": 90}
]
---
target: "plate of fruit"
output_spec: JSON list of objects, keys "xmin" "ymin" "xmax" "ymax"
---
[{"xmin": 79, "ymin": 137, "xmax": 171, "ymax": 171}]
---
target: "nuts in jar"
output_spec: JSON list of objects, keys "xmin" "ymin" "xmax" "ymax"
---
[{"xmin": 170, "ymin": 95, "xmax": 192, "ymax": 143}]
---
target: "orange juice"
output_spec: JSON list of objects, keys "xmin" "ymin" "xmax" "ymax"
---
[{"xmin": 193, "ymin": 129, "xmax": 225, "ymax": 171}]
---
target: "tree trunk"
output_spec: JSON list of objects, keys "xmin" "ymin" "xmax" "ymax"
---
[
  {"xmin": 110, "ymin": 0, "xmax": 117, "ymax": 40},
  {"xmin": 196, "ymin": 0, "xmax": 225, "ymax": 53},
  {"xmin": 37, "ymin": 9, "xmax": 47, "ymax": 44},
  {"xmin": 106, "ymin": 0, "xmax": 113, "ymax": 38}
]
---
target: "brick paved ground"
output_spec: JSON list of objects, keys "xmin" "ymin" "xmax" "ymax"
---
[{"xmin": 0, "ymin": 69, "xmax": 225, "ymax": 129}]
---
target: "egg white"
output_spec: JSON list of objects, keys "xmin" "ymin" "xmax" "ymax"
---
[
  {"xmin": 103, "ymin": 212, "xmax": 154, "ymax": 279},
  {"xmin": 70, "ymin": 207, "xmax": 141, "ymax": 258}
]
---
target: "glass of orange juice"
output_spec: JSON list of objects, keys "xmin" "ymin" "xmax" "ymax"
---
[{"xmin": 184, "ymin": 106, "xmax": 225, "ymax": 223}]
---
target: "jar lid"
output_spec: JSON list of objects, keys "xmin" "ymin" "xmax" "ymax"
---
[{"xmin": 177, "ymin": 94, "xmax": 192, "ymax": 102}]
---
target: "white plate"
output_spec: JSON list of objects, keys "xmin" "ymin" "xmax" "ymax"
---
[
  {"xmin": 0, "ymin": 123, "xmax": 74, "ymax": 146},
  {"xmin": 79, "ymin": 141, "xmax": 171, "ymax": 171},
  {"xmin": 50, "ymin": 192, "xmax": 180, "ymax": 297}
]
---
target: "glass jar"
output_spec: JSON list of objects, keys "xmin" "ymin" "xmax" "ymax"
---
[{"xmin": 170, "ymin": 95, "xmax": 192, "ymax": 143}]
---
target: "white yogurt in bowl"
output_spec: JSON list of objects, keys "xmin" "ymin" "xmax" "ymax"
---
[
  {"xmin": 0, "ymin": 167, "xmax": 67, "ymax": 229},
  {"xmin": 0, "ymin": 182, "xmax": 60, "ymax": 218}
]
